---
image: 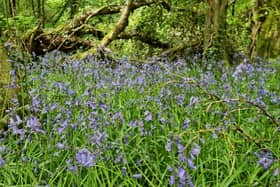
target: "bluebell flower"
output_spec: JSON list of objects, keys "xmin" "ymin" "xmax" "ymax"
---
[
  {"xmin": 189, "ymin": 96, "xmax": 199, "ymax": 107},
  {"xmin": 255, "ymin": 150, "xmax": 274, "ymax": 169},
  {"xmin": 26, "ymin": 115, "xmax": 45, "ymax": 134},
  {"xmin": 178, "ymin": 152, "xmax": 186, "ymax": 162},
  {"xmin": 0, "ymin": 146, "xmax": 7, "ymax": 152},
  {"xmin": 144, "ymin": 111, "xmax": 153, "ymax": 121},
  {"xmin": 199, "ymin": 138, "xmax": 205, "ymax": 144},
  {"xmin": 273, "ymin": 168, "xmax": 279, "ymax": 177},
  {"xmin": 90, "ymin": 130, "xmax": 108, "ymax": 147},
  {"xmin": 132, "ymin": 174, "xmax": 142, "ymax": 179},
  {"xmin": 212, "ymin": 132, "xmax": 218, "ymax": 139},
  {"xmin": 129, "ymin": 120, "xmax": 138, "ymax": 127},
  {"xmin": 121, "ymin": 167, "xmax": 126, "ymax": 177},
  {"xmin": 190, "ymin": 143, "xmax": 200, "ymax": 158},
  {"xmin": 55, "ymin": 120, "xmax": 68, "ymax": 134},
  {"xmin": 170, "ymin": 175, "xmax": 175, "ymax": 185},
  {"xmin": 9, "ymin": 116, "xmax": 26, "ymax": 139},
  {"xmin": 177, "ymin": 142, "xmax": 185, "ymax": 153},
  {"xmin": 167, "ymin": 165, "xmax": 174, "ymax": 173},
  {"xmin": 177, "ymin": 166, "xmax": 195, "ymax": 187},
  {"xmin": 182, "ymin": 118, "xmax": 190, "ymax": 130},
  {"xmin": 0, "ymin": 158, "xmax": 6, "ymax": 167},
  {"xmin": 55, "ymin": 143, "xmax": 65, "ymax": 150},
  {"xmin": 166, "ymin": 139, "xmax": 172, "ymax": 152},
  {"xmin": 187, "ymin": 158, "xmax": 196, "ymax": 170},
  {"xmin": 258, "ymin": 157, "xmax": 274, "ymax": 169},
  {"xmin": 112, "ymin": 112, "xmax": 123, "ymax": 122},
  {"xmin": 177, "ymin": 167, "xmax": 185, "ymax": 180},
  {"xmin": 175, "ymin": 94, "xmax": 185, "ymax": 106},
  {"xmin": 76, "ymin": 148, "xmax": 95, "ymax": 167},
  {"xmin": 68, "ymin": 165, "xmax": 78, "ymax": 173}
]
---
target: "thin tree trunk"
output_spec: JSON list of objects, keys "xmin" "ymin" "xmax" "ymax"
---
[
  {"xmin": 9, "ymin": 0, "xmax": 16, "ymax": 17},
  {"xmin": 247, "ymin": 0, "xmax": 265, "ymax": 60},
  {"xmin": 2, "ymin": 0, "xmax": 8, "ymax": 18},
  {"xmin": 41, "ymin": 0, "xmax": 45, "ymax": 27},
  {"xmin": 37, "ymin": 0, "xmax": 41, "ymax": 19},
  {"xmin": 31, "ymin": 0, "xmax": 36, "ymax": 18},
  {"xmin": 70, "ymin": 0, "xmax": 79, "ymax": 19},
  {"xmin": 52, "ymin": 0, "xmax": 70, "ymax": 25}
]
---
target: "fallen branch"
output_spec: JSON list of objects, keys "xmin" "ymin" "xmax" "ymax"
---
[
  {"xmin": 118, "ymin": 32, "xmax": 169, "ymax": 49},
  {"xmin": 99, "ymin": 0, "xmax": 133, "ymax": 49},
  {"xmin": 162, "ymin": 39, "xmax": 201, "ymax": 57}
]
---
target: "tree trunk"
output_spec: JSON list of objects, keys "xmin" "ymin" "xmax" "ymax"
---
[
  {"xmin": 203, "ymin": 0, "xmax": 232, "ymax": 63},
  {"xmin": 249, "ymin": 0, "xmax": 280, "ymax": 59},
  {"xmin": 0, "ymin": 41, "xmax": 13, "ymax": 128},
  {"xmin": 70, "ymin": 0, "xmax": 79, "ymax": 19},
  {"xmin": 36, "ymin": 0, "xmax": 45, "ymax": 27},
  {"xmin": 247, "ymin": 0, "xmax": 265, "ymax": 60},
  {"xmin": 10, "ymin": 0, "xmax": 16, "ymax": 16}
]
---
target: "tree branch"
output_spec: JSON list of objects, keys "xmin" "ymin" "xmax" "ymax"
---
[
  {"xmin": 73, "ymin": 0, "xmax": 158, "ymax": 27},
  {"xmin": 99, "ymin": 0, "xmax": 133, "ymax": 49}
]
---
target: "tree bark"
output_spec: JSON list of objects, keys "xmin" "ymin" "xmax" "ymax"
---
[
  {"xmin": 247, "ymin": 0, "xmax": 280, "ymax": 59},
  {"xmin": 203, "ymin": 0, "xmax": 232, "ymax": 63},
  {"xmin": 247, "ymin": 0, "xmax": 265, "ymax": 60},
  {"xmin": 9, "ymin": 0, "xmax": 16, "ymax": 17},
  {"xmin": 70, "ymin": 0, "xmax": 79, "ymax": 19}
]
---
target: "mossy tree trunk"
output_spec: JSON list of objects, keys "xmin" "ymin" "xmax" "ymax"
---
[
  {"xmin": 254, "ymin": 0, "xmax": 280, "ymax": 59},
  {"xmin": 9, "ymin": 0, "xmax": 16, "ymax": 17},
  {"xmin": 0, "ymin": 41, "xmax": 12, "ymax": 127},
  {"xmin": 70, "ymin": 0, "xmax": 80, "ymax": 19},
  {"xmin": 36, "ymin": 0, "xmax": 45, "ymax": 27},
  {"xmin": 0, "ymin": 41, "xmax": 29, "ymax": 129},
  {"xmin": 203, "ymin": 0, "xmax": 233, "ymax": 63},
  {"xmin": 247, "ymin": 0, "xmax": 266, "ymax": 60}
]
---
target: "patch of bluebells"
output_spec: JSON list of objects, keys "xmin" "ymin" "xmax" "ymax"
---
[
  {"xmin": 254, "ymin": 149, "xmax": 275, "ymax": 169},
  {"xmin": 76, "ymin": 148, "xmax": 96, "ymax": 167},
  {"xmin": 0, "ymin": 51, "xmax": 279, "ymax": 185}
]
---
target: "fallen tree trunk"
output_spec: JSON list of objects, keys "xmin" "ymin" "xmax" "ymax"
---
[
  {"xmin": 23, "ymin": 1, "xmax": 169, "ymax": 56},
  {"xmin": 22, "ymin": 0, "xmax": 200, "ymax": 60},
  {"xmin": 162, "ymin": 40, "xmax": 201, "ymax": 57},
  {"xmin": 23, "ymin": 3, "xmax": 171, "ymax": 56},
  {"xmin": 118, "ymin": 32, "xmax": 169, "ymax": 49}
]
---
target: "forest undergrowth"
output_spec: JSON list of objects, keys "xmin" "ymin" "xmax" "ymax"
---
[{"xmin": 0, "ymin": 51, "xmax": 279, "ymax": 186}]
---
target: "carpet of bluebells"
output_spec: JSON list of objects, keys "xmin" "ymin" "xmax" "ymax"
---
[{"xmin": 0, "ymin": 51, "xmax": 279, "ymax": 186}]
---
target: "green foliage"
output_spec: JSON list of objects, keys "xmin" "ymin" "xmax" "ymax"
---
[{"xmin": 0, "ymin": 0, "xmax": 279, "ymax": 59}]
